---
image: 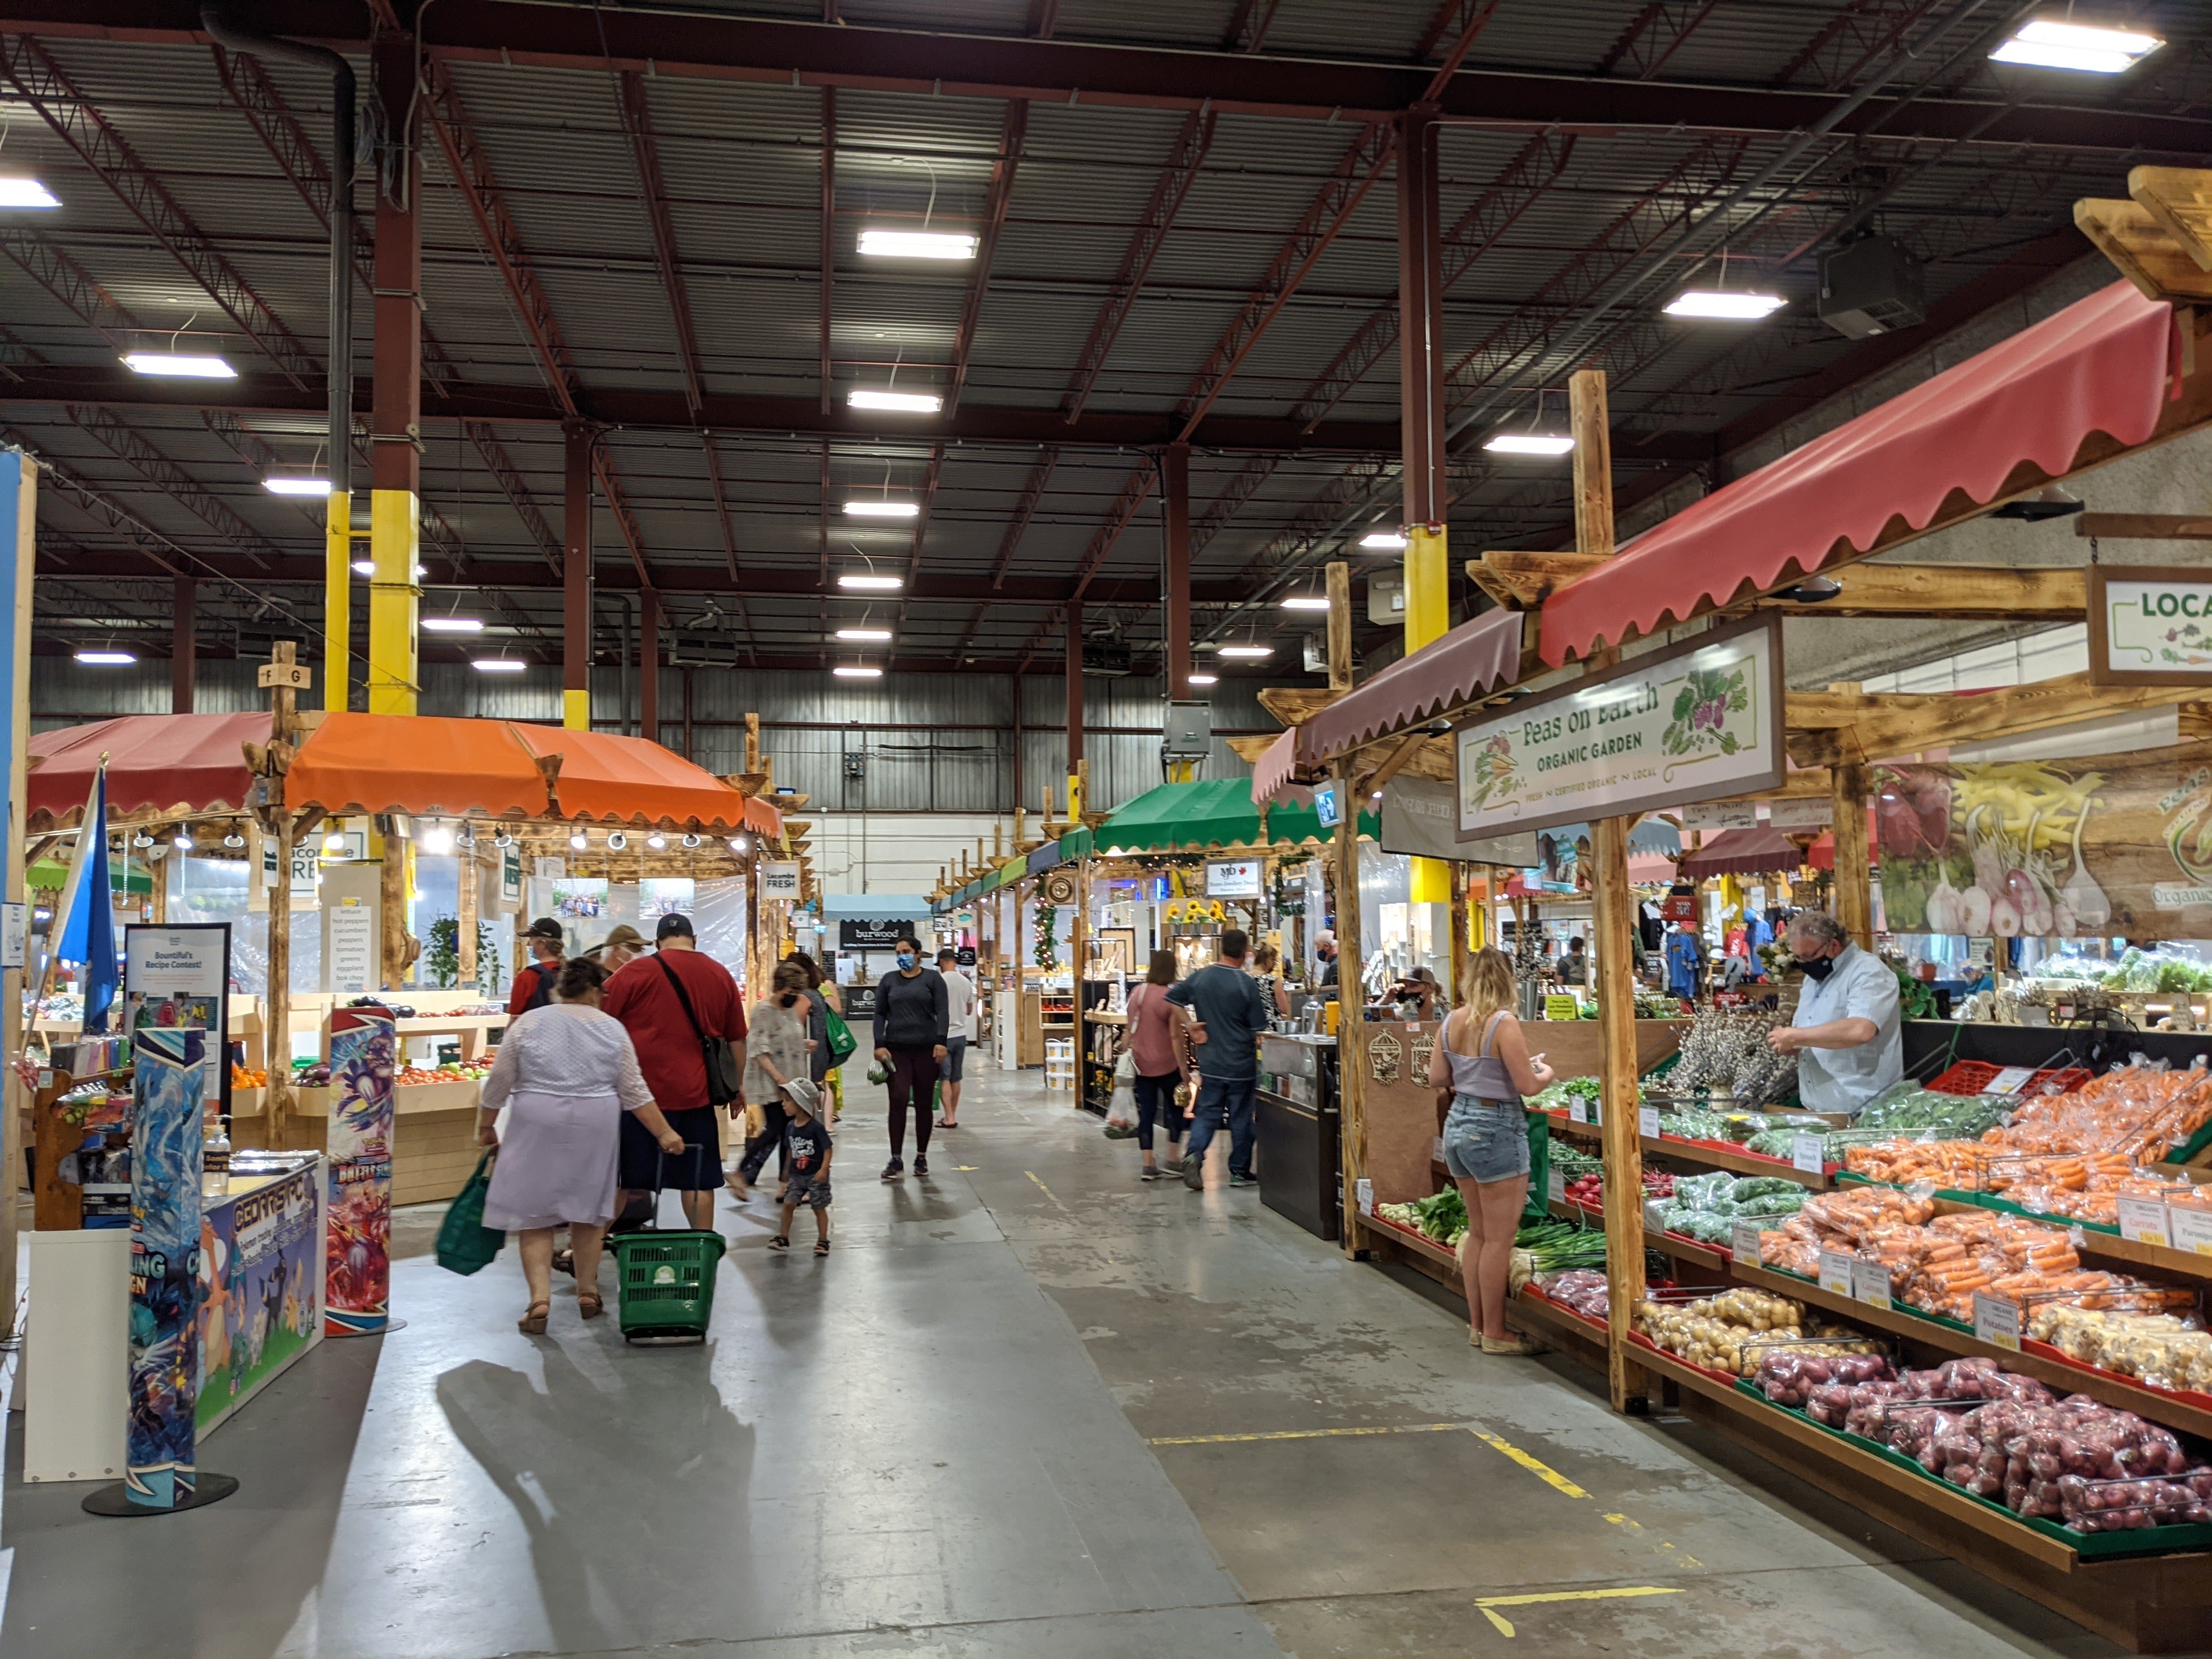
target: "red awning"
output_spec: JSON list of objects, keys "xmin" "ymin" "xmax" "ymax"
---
[
  {"xmin": 1542, "ymin": 280, "xmax": 2177, "ymax": 666},
  {"xmin": 1251, "ymin": 729, "xmax": 1301, "ymax": 805},
  {"xmin": 1301, "ymin": 607, "xmax": 1523, "ymax": 760},
  {"xmin": 27, "ymin": 712, "xmax": 269, "ymax": 830},
  {"xmin": 508, "ymin": 726, "xmax": 776, "ymax": 833},
  {"xmin": 1675, "ymin": 827, "xmax": 1807, "ymax": 880}
]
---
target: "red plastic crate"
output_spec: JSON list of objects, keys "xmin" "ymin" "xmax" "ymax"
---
[{"xmin": 1926, "ymin": 1060, "xmax": 2090, "ymax": 1098}]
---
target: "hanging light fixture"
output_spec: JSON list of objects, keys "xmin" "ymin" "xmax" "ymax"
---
[
  {"xmin": 608, "ymin": 832, "xmax": 628, "ymax": 851},
  {"xmin": 646, "ymin": 834, "xmax": 667, "ymax": 850}
]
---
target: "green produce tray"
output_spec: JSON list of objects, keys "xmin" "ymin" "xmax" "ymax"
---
[
  {"xmin": 1729, "ymin": 1379, "xmax": 2212, "ymax": 1558},
  {"xmin": 1830, "ymin": 1172, "xmax": 2129, "ymax": 1238},
  {"xmin": 2167, "ymin": 1120, "xmax": 2212, "ymax": 1167}
]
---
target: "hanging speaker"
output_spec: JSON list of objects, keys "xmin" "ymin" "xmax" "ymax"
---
[{"xmin": 1043, "ymin": 871, "xmax": 1078, "ymax": 905}]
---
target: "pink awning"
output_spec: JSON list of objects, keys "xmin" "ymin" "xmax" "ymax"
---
[
  {"xmin": 1542, "ymin": 279, "xmax": 2177, "ymax": 666},
  {"xmin": 1302, "ymin": 607, "xmax": 1524, "ymax": 760},
  {"xmin": 27, "ymin": 712, "xmax": 269, "ymax": 829},
  {"xmin": 1251, "ymin": 728, "xmax": 1301, "ymax": 805},
  {"xmin": 1676, "ymin": 827, "xmax": 1806, "ymax": 880}
]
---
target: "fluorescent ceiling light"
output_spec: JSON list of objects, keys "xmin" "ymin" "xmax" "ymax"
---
[
  {"xmin": 1188, "ymin": 672, "xmax": 1219, "ymax": 686},
  {"xmin": 1280, "ymin": 595, "xmax": 1331, "ymax": 612},
  {"xmin": 0, "ymin": 178, "xmax": 60, "ymax": 208},
  {"xmin": 263, "ymin": 476, "xmax": 332, "ymax": 496},
  {"xmin": 123, "ymin": 352, "xmax": 236, "ymax": 379},
  {"xmin": 1218, "ymin": 644, "xmax": 1274, "ymax": 659},
  {"xmin": 1359, "ymin": 530, "xmax": 1408, "ymax": 550},
  {"xmin": 838, "ymin": 573, "xmax": 903, "ymax": 591},
  {"xmin": 1484, "ymin": 432, "xmax": 1576, "ymax": 456},
  {"xmin": 351, "ymin": 558, "xmax": 376, "ymax": 576},
  {"xmin": 833, "ymin": 664, "xmax": 884, "ymax": 679},
  {"xmin": 849, "ymin": 388, "xmax": 943, "ymax": 414},
  {"xmin": 858, "ymin": 228, "xmax": 978, "ymax": 260},
  {"xmin": 74, "ymin": 648, "xmax": 136, "ymax": 665},
  {"xmin": 835, "ymin": 627, "xmax": 893, "ymax": 641},
  {"xmin": 472, "ymin": 657, "xmax": 527, "ymax": 673},
  {"xmin": 843, "ymin": 500, "xmax": 920, "ymax": 518},
  {"xmin": 1991, "ymin": 18, "xmax": 2161, "ymax": 72},
  {"xmin": 422, "ymin": 616, "xmax": 484, "ymax": 633},
  {"xmin": 1665, "ymin": 289, "xmax": 1788, "ymax": 320}
]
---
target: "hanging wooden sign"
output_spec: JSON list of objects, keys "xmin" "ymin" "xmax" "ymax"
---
[{"xmin": 2089, "ymin": 565, "xmax": 2212, "ymax": 685}]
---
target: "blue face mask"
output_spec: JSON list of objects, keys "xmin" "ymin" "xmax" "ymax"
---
[{"xmin": 896, "ymin": 952, "xmax": 916, "ymax": 970}]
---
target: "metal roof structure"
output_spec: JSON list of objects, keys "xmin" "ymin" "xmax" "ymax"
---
[{"xmin": 3, "ymin": 1, "xmax": 2209, "ymax": 681}]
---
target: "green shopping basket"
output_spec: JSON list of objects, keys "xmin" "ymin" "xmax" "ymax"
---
[{"xmin": 611, "ymin": 1228, "xmax": 725, "ymax": 1344}]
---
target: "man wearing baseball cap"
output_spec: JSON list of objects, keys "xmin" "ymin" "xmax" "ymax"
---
[{"xmin": 506, "ymin": 917, "xmax": 566, "ymax": 1018}]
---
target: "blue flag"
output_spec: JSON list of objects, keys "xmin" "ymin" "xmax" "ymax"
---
[{"xmin": 52, "ymin": 761, "xmax": 119, "ymax": 1032}]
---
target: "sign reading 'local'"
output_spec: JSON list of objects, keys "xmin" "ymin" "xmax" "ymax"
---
[
  {"xmin": 2091, "ymin": 565, "xmax": 2212, "ymax": 686},
  {"xmin": 1455, "ymin": 617, "xmax": 1785, "ymax": 840}
]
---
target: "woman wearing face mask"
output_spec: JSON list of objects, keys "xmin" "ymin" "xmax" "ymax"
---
[
  {"xmin": 729, "ymin": 958, "xmax": 819, "ymax": 1201},
  {"xmin": 872, "ymin": 933, "xmax": 948, "ymax": 1182},
  {"xmin": 1765, "ymin": 909, "xmax": 1901, "ymax": 1116}
]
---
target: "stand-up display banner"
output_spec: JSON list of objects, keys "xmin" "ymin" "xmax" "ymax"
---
[
  {"xmin": 128, "ymin": 1025, "xmax": 204, "ymax": 1509},
  {"xmin": 323, "ymin": 1005, "xmax": 394, "ymax": 1336}
]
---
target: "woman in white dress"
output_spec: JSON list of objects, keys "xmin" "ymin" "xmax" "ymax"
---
[{"xmin": 476, "ymin": 956, "xmax": 687, "ymax": 1333}]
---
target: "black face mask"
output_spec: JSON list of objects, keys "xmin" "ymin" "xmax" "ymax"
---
[{"xmin": 1796, "ymin": 952, "xmax": 1836, "ymax": 983}]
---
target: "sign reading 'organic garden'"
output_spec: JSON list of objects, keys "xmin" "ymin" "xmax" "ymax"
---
[{"xmin": 1454, "ymin": 617, "xmax": 1785, "ymax": 840}]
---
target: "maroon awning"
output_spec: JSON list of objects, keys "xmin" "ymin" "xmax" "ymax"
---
[
  {"xmin": 1675, "ymin": 826, "xmax": 1807, "ymax": 880},
  {"xmin": 27, "ymin": 712, "xmax": 269, "ymax": 830},
  {"xmin": 1542, "ymin": 279, "xmax": 2178, "ymax": 665},
  {"xmin": 1251, "ymin": 728, "xmax": 1301, "ymax": 805},
  {"xmin": 1301, "ymin": 607, "xmax": 1523, "ymax": 761}
]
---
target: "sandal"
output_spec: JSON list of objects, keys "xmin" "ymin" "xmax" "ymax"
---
[
  {"xmin": 935, "ymin": 1119, "xmax": 957, "ymax": 1130},
  {"xmin": 578, "ymin": 1290, "xmax": 604, "ymax": 1320},
  {"xmin": 517, "ymin": 1300, "xmax": 550, "ymax": 1335},
  {"xmin": 768, "ymin": 1234, "xmax": 790, "ymax": 1252},
  {"xmin": 814, "ymin": 1238, "xmax": 831, "ymax": 1256}
]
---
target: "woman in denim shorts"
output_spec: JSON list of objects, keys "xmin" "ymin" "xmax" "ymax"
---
[{"xmin": 1426, "ymin": 947, "xmax": 1555, "ymax": 1355}]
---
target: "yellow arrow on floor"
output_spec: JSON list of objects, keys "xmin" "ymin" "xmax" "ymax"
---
[{"xmin": 1474, "ymin": 1585, "xmax": 1681, "ymax": 1638}]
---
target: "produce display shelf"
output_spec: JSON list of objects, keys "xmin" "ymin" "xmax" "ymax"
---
[
  {"xmin": 1729, "ymin": 1261, "xmax": 2212, "ymax": 1444},
  {"xmin": 1830, "ymin": 1176, "xmax": 2212, "ymax": 1284},
  {"xmin": 1541, "ymin": 1111, "xmax": 1831, "ymax": 1189},
  {"xmin": 1547, "ymin": 1197, "xmax": 1731, "ymax": 1273},
  {"xmin": 1365, "ymin": 1210, "xmax": 1459, "ymax": 1271},
  {"xmin": 1511, "ymin": 1284, "xmax": 1611, "ymax": 1372}
]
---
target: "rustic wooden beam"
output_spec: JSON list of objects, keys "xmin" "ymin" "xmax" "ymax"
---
[
  {"xmin": 1466, "ymin": 551, "xmax": 1605, "ymax": 610},
  {"xmin": 1742, "ymin": 563, "xmax": 2085, "ymax": 620},
  {"xmin": 1327, "ymin": 560, "xmax": 1354, "ymax": 692},
  {"xmin": 2074, "ymin": 198, "xmax": 2212, "ymax": 302},
  {"xmin": 1256, "ymin": 686, "xmax": 1346, "ymax": 725},
  {"xmin": 2075, "ymin": 512, "xmax": 2212, "ymax": 540},
  {"xmin": 2128, "ymin": 166, "xmax": 2212, "ymax": 275},
  {"xmin": 1784, "ymin": 672, "xmax": 2204, "ymax": 768}
]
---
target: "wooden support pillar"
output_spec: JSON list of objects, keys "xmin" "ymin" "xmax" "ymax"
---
[
  {"xmin": 456, "ymin": 822, "xmax": 479, "ymax": 989},
  {"xmin": 380, "ymin": 822, "xmax": 409, "ymax": 990},
  {"xmin": 260, "ymin": 642, "xmax": 302, "ymax": 1150},
  {"xmin": 1333, "ymin": 762, "xmax": 1368, "ymax": 1256},
  {"xmin": 1163, "ymin": 442, "xmax": 1191, "ymax": 700},
  {"xmin": 1570, "ymin": 367, "xmax": 1616, "ymax": 558},
  {"xmin": 1833, "ymin": 757, "xmax": 1873, "ymax": 950},
  {"xmin": 1326, "ymin": 561, "xmax": 1353, "ymax": 692},
  {"xmin": 1592, "ymin": 814, "xmax": 1649, "ymax": 1410},
  {"xmin": 640, "ymin": 588, "xmax": 660, "ymax": 744},
  {"xmin": 171, "ymin": 575, "xmax": 196, "ymax": 713},
  {"xmin": 563, "ymin": 425, "xmax": 592, "ymax": 731},
  {"xmin": 745, "ymin": 710, "xmax": 762, "ymax": 775},
  {"xmin": 367, "ymin": 20, "xmax": 421, "ymax": 717}
]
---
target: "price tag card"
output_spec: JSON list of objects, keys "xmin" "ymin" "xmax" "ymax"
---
[
  {"xmin": 1356, "ymin": 1177, "xmax": 1374, "ymax": 1218},
  {"xmin": 1986, "ymin": 1066, "xmax": 2036, "ymax": 1096},
  {"xmin": 1547, "ymin": 1166, "xmax": 1566, "ymax": 1205},
  {"xmin": 1818, "ymin": 1250, "xmax": 1855, "ymax": 1297},
  {"xmin": 1731, "ymin": 1219, "xmax": 1764, "ymax": 1263},
  {"xmin": 1972, "ymin": 1291, "xmax": 2022, "ymax": 1351},
  {"xmin": 1850, "ymin": 1259, "xmax": 1893, "ymax": 1311},
  {"xmin": 2169, "ymin": 1206, "xmax": 2212, "ymax": 1257},
  {"xmin": 1638, "ymin": 1105, "xmax": 1661, "ymax": 1139},
  {"xmin": 2117, "ymin": 1195, "xmax": 2172, "ymax": 1248},
  {"xmin": 1568, "ymin": 1098, "xmax": 1588, "ymax": 1125},
  {"xmin": 1792, "ymin": 1133, "xmax": 1826, "ymax": 1176},
  {"xmin": 1434, "ymin": 1136, "xmax": 1446, "ymax": 1165}
]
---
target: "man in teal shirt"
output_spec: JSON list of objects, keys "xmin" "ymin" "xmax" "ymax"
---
[{"xmin": 1167, "ymin": 928, "xmax": 1274, "ymax": 1190}]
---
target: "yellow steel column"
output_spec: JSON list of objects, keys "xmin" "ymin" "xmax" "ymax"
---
[
  {"xmin": 1404, "ymin": 520, "xmax": 1451, "ymax": 906},
  {"xmin": 325, "ymin": 490, "xmax": 352, "ymax": 712},
  {"xmin": 366, "ymin": 488, "xmax": 419, "ymax": 715}
]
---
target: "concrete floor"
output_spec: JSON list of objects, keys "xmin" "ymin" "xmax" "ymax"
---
[{"xmin": 0, "ymin": 1062, "xmax": 2135, "ymax": 1658}]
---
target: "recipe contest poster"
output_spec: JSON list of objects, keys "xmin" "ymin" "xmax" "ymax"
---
[
  {"xmin": 128, "ymin": 1025, "xmax": 204, "ymax": 1509},
  {"xmin": 324, "ymin": 1006, "xmax": 394, "ymax": 1335}
]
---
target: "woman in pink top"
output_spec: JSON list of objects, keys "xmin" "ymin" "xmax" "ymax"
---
[{"xmin": 1123, "ymin": 950, "xmax": 1194, "ymax": 1182}]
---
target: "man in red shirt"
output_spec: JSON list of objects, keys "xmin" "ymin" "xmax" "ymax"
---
[
  {"xmin": 602, "ymin": 913, "xmax": 748, "ymax": 1231},
  {"xmin": 506, "ymin": 917, "xmax": 565, "ymax": 1017}
]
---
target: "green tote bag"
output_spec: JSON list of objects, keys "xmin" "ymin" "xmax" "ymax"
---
[{"xmin": 437, "ymin": 1149, "xmax": 506, "ymax": 1275}]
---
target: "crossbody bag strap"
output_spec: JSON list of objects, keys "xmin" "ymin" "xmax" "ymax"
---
[{"xmin": 653, "ymin": 953, "xmax": 709, "ymax": 1043}]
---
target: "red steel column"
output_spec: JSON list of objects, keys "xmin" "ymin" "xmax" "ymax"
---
[
  {"xmin": 170, "ymin": 575, "xmax": 195, "ymax": 713},
  {"xmin": 640, "ymin": 589, "xmax": 660, "ymax": 743},
  {"xmin": 1065, "ymin": 600, "xmax": 1084, "ymax": 772},
  {"xmin": 1161, "ymin": 441, "xmax": 1191, "ymax": 699},
  {"xmin": 563, "ymin": 425, "xmax": 591, "ymax": 730},
  {"xmin": 1397, "ymin": 103, "xmax": 1447, "ymax": 528}
]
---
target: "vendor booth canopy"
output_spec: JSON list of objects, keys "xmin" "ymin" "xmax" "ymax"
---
[
  {"xmin": 510, "ymin": 725, "xmax": 778, "ymax": 833},
  {"xmin": 820, "ymin": 893, "xmax": 933, "ymax": 919},
  {"xmin": 28, "ymin": 712, "xmax": 268, "ymax": 829},
  {"xmin": 1541, "ymin": 279, "xmax": 2179, "ymax": 665},
  {"xmin": 1098, "ymin": 778, "xmax": 1376, "ymax": 854},
  {"xmin": 1024, "ymin": 840, "xmax": 1062, "ymax": 877},
  {"xmin": 27, "ymin": 855, "xmax": 151, "ymax": 895},
  {"xmin": 1674, "ymin": 826, "xmax": 1808, "ymax": 880}
]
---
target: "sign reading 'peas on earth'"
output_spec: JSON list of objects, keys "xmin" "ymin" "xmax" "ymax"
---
[
  {"xmin": 2091, "ymin": 565, "xmax": 2212, "ymax": 686},
  {"xmin": 1454, "ymin": 616, "xmax": 1787, "ymax": 840}
]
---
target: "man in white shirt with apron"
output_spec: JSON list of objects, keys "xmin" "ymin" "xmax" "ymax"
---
[{"xmin": 1766, "ymin": 910, "xmax": 1901, "ymax": 1116}]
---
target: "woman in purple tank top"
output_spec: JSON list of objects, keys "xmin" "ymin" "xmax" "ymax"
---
[{"xmin": 1425, "ymin": 947, "xmax": 1554, "ymax": 1356}]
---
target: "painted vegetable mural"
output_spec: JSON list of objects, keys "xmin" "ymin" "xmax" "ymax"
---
[{"xmin": 1876, "ymin": 745, "xmax": 2212, "ymax": 938}]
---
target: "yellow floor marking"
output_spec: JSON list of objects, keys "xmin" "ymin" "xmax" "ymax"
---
[
  {"xmin": 1604, "ymin": 1512, "xmax": 1702, "ymax": 1568},
  {"xmin": 1024, "ymin": 1171, "xmax": 1069, "ymax": 1211},
  {"xmin": 1150, "ymin": 1422, "xmax": 1465, "ymax": 1447},
  {"xmin": 1472, "ymin": 1585, "xmax": 1683, "ymax": 1638},
  {"xmin": 1469, "ymin": 1428, "xmax": 1591, "ymax": 1499}
]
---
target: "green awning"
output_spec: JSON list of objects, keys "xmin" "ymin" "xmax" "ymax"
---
[
  {"xmin": 1094, "ymin": 779, "xmax": 1376, "ymax": 854},
  {"xmin": 28, "ymin": 856, "xmax": 154, "ymax": 895},
  {"xmin": 1057, "ymin": 825, "xmax": 1093, "ymax": 862}
]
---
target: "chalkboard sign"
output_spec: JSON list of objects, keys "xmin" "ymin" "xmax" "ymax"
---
[{"xmin": 839, "ymin": 918, "xmax": 911, "ymax": 949}]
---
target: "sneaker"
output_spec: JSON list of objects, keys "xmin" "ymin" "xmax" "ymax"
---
[
  {"xmin": 1182, "ymin": 1158, "xmax": 1205, "ymax": 1191},
  {"xmin": 1140, "ymin": 1164, "xmax": 1160, "ymax": 1182},
  {"xmin": 913, "ymin": 1155, "xmax": 929, "ymax": 1177},
  {"xmin": 1228, "ymin": 1171, "xmax": 1259, "ymax": 1188},
  {"xmin": 881, "ymin": 1159, "xmax": 905, "ymax": 1182}
]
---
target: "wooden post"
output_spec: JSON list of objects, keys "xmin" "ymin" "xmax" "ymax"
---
[
  {"xmin": 1832, "ymin": 759, "xmax": 1873, "ymax": 950},
  {"xmin": 259, "ymin": 642, "xmax": 303, "ymax": 1150},
  {"xmin": 380, "ymin": 822, "xmax": 409, "ymax": 989},
  {"xmin": 1570, "ymin": 366, "xmax": 1616, "ymax": 558},
  {"xmin": 1333, "ymin": 763, "xmax": 1367, "ymax": 1257},
  {"xmin": 1326, "ymin": 560, "xmax": 1353, "ymax": 692},
  {"xmin": 150, "ymin": 848, "xmax": 169, "ymax": 923},
  {"xmin": 745, "ymin": 711, "xmax": 762, "ymax": 775},
  {"xmin": 456, "ymin": 821, "xmax": 479, "ymax": 990},
  {"xmin": 1592, "ymin": 814, "xmax": 1648, "ymax": 1410}
]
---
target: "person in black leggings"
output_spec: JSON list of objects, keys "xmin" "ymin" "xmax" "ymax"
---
[{"xmin": 871, "ymin": 933, "xmax": 947, "ymax": 1182}]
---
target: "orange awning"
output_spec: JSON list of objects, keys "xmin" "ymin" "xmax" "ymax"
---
[
  {"xmin": 289, "ymin": 714, "xmax": 549, "ymax": 819},
  {"xmin": 508, "ymin": 726, "xmax": 772, "ymax": 832}
]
